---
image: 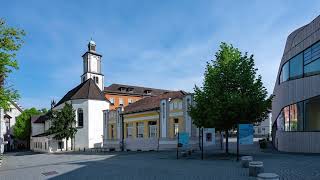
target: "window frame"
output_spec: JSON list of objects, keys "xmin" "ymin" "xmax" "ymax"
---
[
  {"xmin": 136, "ymin": 122, "xmax": 144, "ymax": 138},
  {"xmin": 77, "ymin": 109, "xmax": 84, "ymax": 128}
]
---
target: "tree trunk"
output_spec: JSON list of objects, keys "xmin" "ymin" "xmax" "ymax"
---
[
  {"xmin": 66, "ymin": 138, "xmax": 68, "ymax": 151},
  {"xmin": 225, "ymin": 129, "xmax": 229, "ymax": 154},
  {"xmin": 71, "ymin": 137, "xmax": 73, "ymax": 151},
  {"xmin": 0, "ymin": 74, "xmax": 4, "ymax": 88}
]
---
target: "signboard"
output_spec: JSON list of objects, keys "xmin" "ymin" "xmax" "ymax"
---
[
  {"xmin": 203, "ymin": 128, "xmax": 215, "ymax": 146},
  {"xmin": 239, "ymin": 124, "xmax": 253, "ymax": 145},
  {"xmin": 178, "ymin": 132, "xmax": 189, "ymax": 147}
]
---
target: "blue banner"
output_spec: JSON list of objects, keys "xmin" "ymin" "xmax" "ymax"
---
[
  {"xmin": 239, "ymin": 124, "xmax": 253, "ymax": 145},
  {"xmin": 178, "ymin": 132, "xmax": 189, "ymax": 147}
]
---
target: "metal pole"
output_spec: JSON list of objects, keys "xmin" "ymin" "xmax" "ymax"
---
[
  {"xmin": 176, "ymin": 132, "xmax": 179, "ymax": 159},
  {"xmin": 121, "ymin": 114, "xmax": 124, "ymax": 152},
  {"xmin": 201, "ymin": 128, "xmax": 204, "ymax": 160},
  {"xmin": 237, "ymin": 124, "xmax": 239, "ymax": 161}
]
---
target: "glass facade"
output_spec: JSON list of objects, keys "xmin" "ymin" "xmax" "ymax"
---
[
  {"xmin": 305, "ymin": 96, "xmax": 320, "ymax": 131},
  {"xmin": 276, "ymin": 96, "xmax": 320, "ymax": 132},
  {"xmin": 289, "ymin": 53, "xmax": 303, "ymax": 79},
  {"xmin": 279, "ymin": 41, "xmax": 320, "ymax": 84}
]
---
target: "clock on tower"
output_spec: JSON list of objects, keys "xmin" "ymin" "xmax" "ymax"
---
[{"xmin": 81, "ymin": 40, "xmax": 104, "ymax": 91}]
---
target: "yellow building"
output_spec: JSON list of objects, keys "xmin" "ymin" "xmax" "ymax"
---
[{"xmin": 104, "ymin": 91, "xmax": 199, "ymax": 151}]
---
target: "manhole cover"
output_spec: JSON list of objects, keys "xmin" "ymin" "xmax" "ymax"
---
[{"xmin": 42, "ymin": 171, "xmax": 58, "ymax": 176}]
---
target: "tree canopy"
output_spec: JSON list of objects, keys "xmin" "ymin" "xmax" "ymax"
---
[
  {"xmin": 0, "ymin": 18, "xmax": 25, "ymax": 110},
  {"xmin": 13, "ymin": 108, "xmax": 42, "ymax": 141},
  {"xmin": 189, "ymin": 42, "xmax": 272, "ymax": 152},
  {"xmin": 48, "ymin": 103, "xmax": 77, "ymax": 150}
]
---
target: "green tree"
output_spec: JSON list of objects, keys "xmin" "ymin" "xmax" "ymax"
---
[
  {"xmin": 0, "ymin": 18, "xmax": 25, "ymax": 110},
  {"xmin": 13, "ymin": 108, "xmax": 42, "ymax": 148},
  {"xmin": 189, "ymin": 42, "xmax": 272, "ymax": 153},
  {"xmin": 48, "ymin": 103, "xmax": 77, "ymax": 151}
]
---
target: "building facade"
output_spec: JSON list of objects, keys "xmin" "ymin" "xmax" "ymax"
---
[
  {"xmin": 254, "ymin": 114, "xmax": 271, "ymax": 137},
  {"xmin": 104, "ymin": 84, "xmax": 170, "ymax": 110},
  {"xmin": 272, "ymin": 15, "xmax": 320, "ymax": 153},
  {"xmin": 0, "ymin": 102, "xmax": 23, "ymax": 153},
  {"xmin": 104, "ymin": 91, "xmax": 199, "ymax": 151},
  {"xmin": 30, "ymin": 41, "xmax": 109, "ymax": 153}
]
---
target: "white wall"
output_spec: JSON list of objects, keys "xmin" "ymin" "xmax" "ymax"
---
[
  {"xmin": 88, "ymin": 100, "xmax": 109, "ymax": 148},
  {"xmin": 72, "ymin": 99, "xmax": 89, "ymax": 150}
]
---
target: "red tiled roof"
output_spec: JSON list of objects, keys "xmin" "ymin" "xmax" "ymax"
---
[
  {"xmin": 124, "ymin": 91, "xmax": 187, "ymax": 114},
  {"xmin": 104, "ymin": 83, "xmax": 171, "ymax": 96}
]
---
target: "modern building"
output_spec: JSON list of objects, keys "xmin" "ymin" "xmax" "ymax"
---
[
  {"xmin": 0, "ymin": 102, "xmax": 23, "ymax": 153},
  {"xmin": 104, "ymin": 91, "xmax": 199, "ymax": 151},
  {"xmin": 30, "ymin": 41, "xmax": 110, "ymax": 153},
  {"xmin": 272, "ymin": 15, "xmax": 320, "ymax": 153}
]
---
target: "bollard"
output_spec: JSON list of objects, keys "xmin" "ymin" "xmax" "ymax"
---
[
  {"xmin": 257, "ymin": 173, "xmax": 279, "ymax": 180},
  {"xmin": 249, "ymin": 161, "xmax": 264, "ymax": 177},
  {"xmin": 241, "ymin": 156, "xmax": 253, "ymax": 168}
]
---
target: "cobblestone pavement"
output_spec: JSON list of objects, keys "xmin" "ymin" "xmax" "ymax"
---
[{"xmin": 0, "ymin": 141, "xmax": 320, "ymax": 180}]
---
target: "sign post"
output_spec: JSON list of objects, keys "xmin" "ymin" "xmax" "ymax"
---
[
  {"xmin": 177, "ymin": 132, "xmax": 189, "ymax": 160},
  {"xmin": 201, "ymin": 128, "xmax": 215, "ymax": 160}
]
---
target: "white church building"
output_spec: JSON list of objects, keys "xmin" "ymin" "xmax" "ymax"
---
[{"xmin": 30, "ymin": 41, "xmax": 110, "ymax": 153}]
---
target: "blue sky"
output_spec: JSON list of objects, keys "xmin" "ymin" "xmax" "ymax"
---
[{"xmin": 2, "ymin": 1, "xmax": 320, "ymax": 109}]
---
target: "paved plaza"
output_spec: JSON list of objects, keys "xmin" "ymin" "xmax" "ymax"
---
[{"xmin": 1, "ymin": 141, "xmax": 320, "ymax": 180}]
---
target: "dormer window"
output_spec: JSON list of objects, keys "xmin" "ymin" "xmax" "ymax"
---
[
  {"xmin": 127, "ymin": 88, "xmax": 134, "ymax": 93},
  {"xmin": 119, "ymin": 87, "xmax": 126, "ymax": 92},
  {"xmin": 144, "ymin": 90, "xmax": 152, "ymax": 95}
]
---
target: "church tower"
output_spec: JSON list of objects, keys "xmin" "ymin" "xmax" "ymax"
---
[{"xmin": 81, "ymin": 40, "xmax": 104, "ymax": 91}]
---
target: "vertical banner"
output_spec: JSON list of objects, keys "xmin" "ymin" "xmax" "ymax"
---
[
  {"xmin": 203, "ymin": 128, "xmax": 215, "ymax": 146},
  {"xmin": 178, "ymin": 132, "xmax": 189, "ymax": 147},
  {"xmin": 239, "ymin": 124, "xmax": 254, "ymax": 145}
]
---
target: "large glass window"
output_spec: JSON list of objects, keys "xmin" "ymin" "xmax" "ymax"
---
[
  {"xmin": 289, "ymin": 53, "xmax": 303, "ymax": 79},
  {"xmin": 280, "ymin": 62, "xmax": 289, "ymax": 83},
  {"xmin": 304, "ymin": 59, "xmax": 320, "ymax": 76},
  {"xmin": 289, "ymin": 102, "xmax": 304, "ymax": 131},
  {"xmin": 305, "ymin": 96, "xmax": 320, "ymax": 131},
  {"xmin": 276, "ymin": 110, "xmax": 284, "ymax": 131},
  {"xmin": 279, "ymin": 41, "xmax": 320, "ymax": 84},
  {"xmin": 284, "ymin": 106, "xmax": 290, "ymax": 131},
  {"xmin": 311, "ymin": 41, "xmax": 320, "ymax": 61}
]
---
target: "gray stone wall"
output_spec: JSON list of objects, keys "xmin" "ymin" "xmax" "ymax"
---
[{"xmin": 275, "ymin": 131, "xmax": 320, "ymax": 153}]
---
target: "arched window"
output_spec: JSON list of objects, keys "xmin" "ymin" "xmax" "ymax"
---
[{"xmin": 78, "ymin": 109, "xmax": 84, "ymax": 127}]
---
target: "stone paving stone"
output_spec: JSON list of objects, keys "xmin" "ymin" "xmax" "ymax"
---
[{"xmin": 0, "ymin": 142, "xmax": 319, "ymax": 180}]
